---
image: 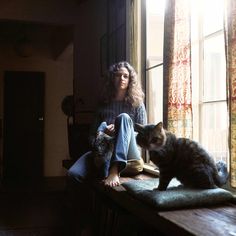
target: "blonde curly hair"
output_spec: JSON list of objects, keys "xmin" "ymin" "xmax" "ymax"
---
[{"xmin": 101, "ymin": 61, "xmax": 145, "ymax": 107}]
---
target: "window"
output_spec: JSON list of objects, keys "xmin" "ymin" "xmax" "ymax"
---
[
  {"xmin": 191, "ymin": 0, "xmax": 228, "ymax": 164},
  {"xmin": 145, "ymin": 0, "xmax": 228, "ymax": 165},
  {"xmin": 146, "ymin": 0, "xmax": 165, "ymax": 125}
]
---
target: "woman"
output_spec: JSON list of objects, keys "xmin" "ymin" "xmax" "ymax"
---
[{"xmin": 68, "ymin": 61, "xmax": 147, "ymax": 187}]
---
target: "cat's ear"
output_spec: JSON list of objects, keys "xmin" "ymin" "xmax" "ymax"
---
[
  {"xmin": 96, "ymin": 131, "xmax": 104, "ymax": 138},
  {"xmin": 102, "ymin": 133, "xmax": 114, "ymax": 140},
  {"xmin": 134, "ymin": 123, "xmax": 144, "ymax": 133},
  {"xmin": 104, "ymin": 135, "xmax": 114, "ymax": 148},
  {"xmin": 155, "ymin": 122, "xmax": 164, "ymax": 132},
  {"xmin": 106, "ymin": 135, "xmax": 114, "ymax": 142},
  {"xmin": 155, "ymin": 122, "xmax": 163, "ymax": 130}
]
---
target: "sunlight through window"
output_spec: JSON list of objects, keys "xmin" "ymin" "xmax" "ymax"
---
[{"xmin": 145, "ymin": 0, "xmax": 228, "ymax": 164}]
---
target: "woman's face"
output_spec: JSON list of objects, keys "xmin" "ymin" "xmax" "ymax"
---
[{"xmin": 113, "ymin": 67, "xmax": 130, "ymax": 91}]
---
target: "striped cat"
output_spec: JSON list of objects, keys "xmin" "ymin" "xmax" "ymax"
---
[{"xmin": 135, "ymin": 122, "xmax": 228, "ymax": 191}]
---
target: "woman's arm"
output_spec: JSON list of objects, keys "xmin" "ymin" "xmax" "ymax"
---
[{"xmin": 135, "ymin": 102, "xmax": 147, "ymax": 125}]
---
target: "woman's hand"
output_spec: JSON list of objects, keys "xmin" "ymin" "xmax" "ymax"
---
[{"xmin": 104, "ymin": 124, "xmax": 115, "ymax": 136}]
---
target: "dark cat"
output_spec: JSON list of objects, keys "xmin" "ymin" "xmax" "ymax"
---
[
  {"xmin": 91, "ymin": 132, "xmax": 114, "ymax": 169},
  {"xmin": 134, "ymin": 122, "xmax": 229, "ymax": 190}
]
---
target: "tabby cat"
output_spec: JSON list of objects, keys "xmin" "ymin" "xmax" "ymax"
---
[
  {"xmin": 135, "ymin": 122, "xmax": 228, "ymax": 191},
  {"xmin": 91, "ymin": 132, "xmax": 114, "ymax": 169}
]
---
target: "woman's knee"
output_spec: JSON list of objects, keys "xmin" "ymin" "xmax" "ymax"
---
[
  {"xmin": 67, "ymin": 165, "xmax": 79, "ymax": 178},
  {"xmin": 67, "ymin": 151, "xmax": 93, "ymax": 179},
  {"xmin": 116, "ymin": 113, "xmax": 132, "ymax": 124}
]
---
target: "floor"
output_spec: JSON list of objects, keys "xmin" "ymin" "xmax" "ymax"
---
[{"xmin": 0, "ymin": 177, "xmax": 72, "ymax": 236}]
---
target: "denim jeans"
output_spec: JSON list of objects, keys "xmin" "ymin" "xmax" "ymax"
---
[{"xmin": 68, "ymin": 113, "xmax": 141, "ymax": 181}]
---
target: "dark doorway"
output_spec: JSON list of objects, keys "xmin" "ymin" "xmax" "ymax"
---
[{"xmin": 3, "ymin": 71, "xmax": 44, "ymax": 183}]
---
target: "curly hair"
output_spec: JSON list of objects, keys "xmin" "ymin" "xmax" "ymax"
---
[{"xmin": 101, "ymin": 61, "xmax": 145, "ymax": 107}]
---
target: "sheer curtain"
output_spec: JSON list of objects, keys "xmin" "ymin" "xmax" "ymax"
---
[
  {"xmin": 225, "ymin": 0, "xmax": 236, "ymax": 188},
  {"xmin": 163, "ymin": 0, "xmax": 192, "ymax": 138}
]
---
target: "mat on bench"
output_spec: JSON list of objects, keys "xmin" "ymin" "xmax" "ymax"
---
[{"xmin": 122, "ymin": 178, "xmax": 234, "ymax": 210}]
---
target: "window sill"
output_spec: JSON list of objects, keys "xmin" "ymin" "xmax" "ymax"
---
[
  {"xmin": 143, "ymin": 164, "xmax": 236, "ymax": 200},
  {"xmin": 143, "ymin": 163, "xmax": 159, "ymax": 176},
  {"xmin": 91, "ymin": 173, "xmax": 236, "ymax": 236},
  {"xmin": 223, "ymin": 182, "xmax": 236, "ymax": 201}
]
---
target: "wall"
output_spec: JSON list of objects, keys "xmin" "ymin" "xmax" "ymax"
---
[
  {"xmin": 0, "ymin": 0, "xmax": 107, "ymax": 176},
  {"xmin": 0, "ymin": 39, "xmax": 73, "ymax": 176},
  {"xmin": 74, "ymin": 0, "xmax": 107, "ymax": 117}
]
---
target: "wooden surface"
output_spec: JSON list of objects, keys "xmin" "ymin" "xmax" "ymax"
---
[
  {"xmin": 94, "ymin": 173, "xmax": 236, "ymax": 236},
  {"xmin": 159, "ymin": 203, "xmax": 236, "ymax": 236}
]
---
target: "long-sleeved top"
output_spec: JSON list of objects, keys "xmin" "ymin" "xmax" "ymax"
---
[{"xmin": 89, "ymin": 100, "xmax": 147, "ymax": 141}]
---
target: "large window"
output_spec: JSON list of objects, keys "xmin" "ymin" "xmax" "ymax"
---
[
  {"xmin": 146, "ymin": 0, "xmax": 165, "ymax": 125},
  {"xmin": 145, "ymin": 0, "xmax": 228, "ymax": 164},
  {"xmin": 191, "ymin": 0, "xmax": 228, "ymax": 164}
]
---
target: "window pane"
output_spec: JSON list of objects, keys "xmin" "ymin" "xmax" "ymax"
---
[
  {"xmin": 203, "ymin": 0, "xmax": 224, "ymax": 35},
  {"xmin": 146, "ymin": 65, "xmax": 163, "ymax": 124},
  {"xmin": 203, "ymin": 33, "xmax": 226, "ymax": 101},
  {"xmin": 201, "ymin": 102, "xmax": 228, "ymax": 163},
  {"xmin": 146, "ymin": 0, "xmax": 165, "ymax": 68}
]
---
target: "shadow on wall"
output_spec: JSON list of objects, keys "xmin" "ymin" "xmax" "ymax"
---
[{"xmin": 61, "ymin": 95, "xmax": 90, "ymax": 162}]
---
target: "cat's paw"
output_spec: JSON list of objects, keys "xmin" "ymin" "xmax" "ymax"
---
[
  {"xmin": 154, "ymin": 186, "xmax": 167, "ymax": 191},
  {"xmin": 96, "ymin": 131, "xmax": 105, "ymax": 139},
  {"xmin": 216, "ymin": 160, "xmax": 227, "ymax": 171},
  {"xmin": 153, "ymin": 187, "xmax": 160, "ymax": 191}
]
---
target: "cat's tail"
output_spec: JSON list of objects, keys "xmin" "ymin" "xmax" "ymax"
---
[{"xmin": 214, "ymin": 160, "xmax": 229, "ymax": 187}]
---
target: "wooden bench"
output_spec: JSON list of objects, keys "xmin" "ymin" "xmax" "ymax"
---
[
  {"xmin": 96, "ymin": 174, "xmax": 236, "ymax": 236},
  {"xmin": 66, "ymin": 170, "xmax": 236, "ymax": 236},
  {"xmin": 90, "ymin": 174, "xmax": 236, "ymax": 236}
]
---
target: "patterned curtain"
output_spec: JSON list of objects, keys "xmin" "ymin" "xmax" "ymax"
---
[
  {"xmin": 225, "ymin": 0, "xmax": 236, "ymax": 188},
  {"xmin": 163, "ymin": 0, "xmax": 192, "ymax": 138}
]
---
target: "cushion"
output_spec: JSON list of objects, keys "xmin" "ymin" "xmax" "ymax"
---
[
  {"xmin": 122, "ymin": 178, "xmax": 234, "ymax": 210},
  {"xmin": 120, "ymin": 159, "xmax": 144, "ymax": 176}
]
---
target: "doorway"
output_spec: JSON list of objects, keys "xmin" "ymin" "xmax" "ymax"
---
[{"xmin": 3, "ymin": 71, "xmax": 44, "ymax": 182}]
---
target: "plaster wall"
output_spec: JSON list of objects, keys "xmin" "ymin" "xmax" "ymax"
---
[{"xmin": 0, "ymin": 0, "xmax": 107, "ymax": 176}]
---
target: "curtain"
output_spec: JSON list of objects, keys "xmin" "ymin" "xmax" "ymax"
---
[
  {"xmin": 128, "ymin": 0, "xmax": 138, "ymax": 70},
  {"xmin": 225, "ymin": 0, "xmax": 236, "ymax": 188},
  {"xmin": 127, "ymin": 0, "xmax": 145, "ymax": 91},
  {"xmin": 163, "ymin": 0, "xmax": 192, "ymax": 138}
]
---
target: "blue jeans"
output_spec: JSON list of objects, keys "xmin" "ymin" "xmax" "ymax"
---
[{"xmin": 68, "ymin": 113, "xmax": 141, "ymax": 181}]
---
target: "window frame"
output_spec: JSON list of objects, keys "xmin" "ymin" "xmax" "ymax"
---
[
  {"xmin": 141, "ymin": 0, "xmax": 231, "ymax": 181},
  {"xmin": 191, "ymin": 1, "xmax": 228, "ymax": 165}
]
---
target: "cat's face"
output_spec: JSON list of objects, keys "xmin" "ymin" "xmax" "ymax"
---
[
  {"xmin": 92, "ymin": 132, "xmax": 114, "ymax": 157},
  {"xmin": 134, "ymin": 122, "xmax": 166, "ymax": 151},
  {"xmin": 92, "ymin": 132, "xmax": 114, "ymax": 168}
]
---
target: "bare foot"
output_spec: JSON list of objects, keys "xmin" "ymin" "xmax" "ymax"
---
[{"xmin": 103, "ymin": 173, "xmax": 120, "ymax": 187}]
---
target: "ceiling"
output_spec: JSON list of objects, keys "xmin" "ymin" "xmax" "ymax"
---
[
  {"xmin": 0, "ymin": 0, "xmax": 89, "ymax": 58},
  {"xmin": 0, "ymin": 21, "xmax": 69, "ymax": 42},
  {"xmin": 0, "ymin": 21, "xmax": 74, "ymax": 59}
]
